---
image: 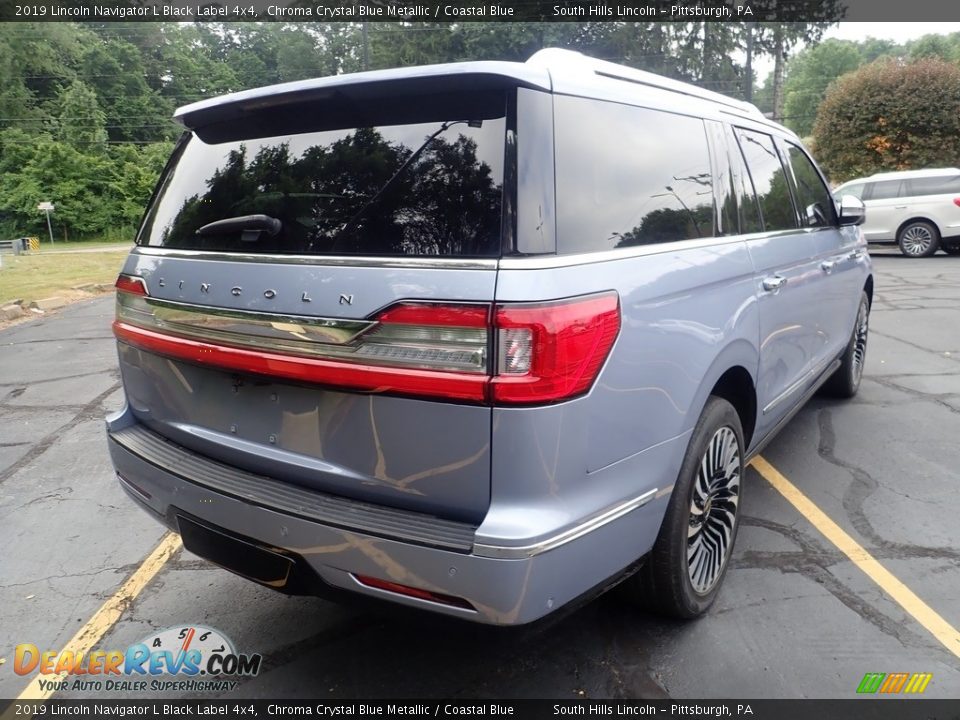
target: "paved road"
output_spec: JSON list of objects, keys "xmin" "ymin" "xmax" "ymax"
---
[{"xmin": 1, "ymin": 250, "xmax": 959, "ymax": 700}]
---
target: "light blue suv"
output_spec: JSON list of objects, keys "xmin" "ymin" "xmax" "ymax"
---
[{"xmin": 106, "ymin": 49, "xmax": 872, "ymax": 624}]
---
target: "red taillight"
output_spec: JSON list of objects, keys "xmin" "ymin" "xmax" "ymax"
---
[
  {"xmin": 114, "ymin": 289, "xmax": 620, "ymax": 406},
  {"xmin": 953, "ymin": 198, "xmax": 960, "ymax": 207},
  {"xmin": 115, "ymin": 274, "xmax": 147, "ymax": 296},
  {"xmin": 376, "ymin": 303, "xmax": 489, "ymax": 328},
  {"xmin": 492, "ymin": 292, "xmax": 621, "ymax": 405},
  {"xmin": 353, "ymin": 574, "xmax": 475, "ymax": 610}
]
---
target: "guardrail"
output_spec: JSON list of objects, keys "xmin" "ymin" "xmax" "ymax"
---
[{"xmin": 0, "ymin": 237, "xmax": 39, "ymax": 254}]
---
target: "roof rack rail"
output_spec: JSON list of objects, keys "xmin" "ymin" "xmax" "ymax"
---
[{"xmin": 526, "ymin": 48, "xmax": 767, "ymax": 121}]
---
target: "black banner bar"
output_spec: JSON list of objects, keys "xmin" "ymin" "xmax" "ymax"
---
[
  {"xmin": 2, "ymin": 0, "xmax": 960, "ymax": 23},
  {"xmin": 3, "ymin": 700, "xmax": 960, "ymax": 720}
]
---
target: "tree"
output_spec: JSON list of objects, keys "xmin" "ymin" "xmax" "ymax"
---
[
  {"xmin": 751, "ymin": 18, "xmax": 841, "ymax": 122},
  {"xmin": 909, "ymin": 34, "xmax": 958, "ymax": 62},
  {"xmin": 79, "ymin": 38, "xmax": 175, "ymax": 143},
  {"xmin": 812, "ymin": 58, "xmax": 960, "ymax": 182},
  {"xmin": 782, "ymin": 39, "xmax": 862, "ymax": 137},
  {"xmin": 58, "ymin": 80, "xmax": 107, "ymax": 151}
]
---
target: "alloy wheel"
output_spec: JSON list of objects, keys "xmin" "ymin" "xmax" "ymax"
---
[
  {"xmin": 901, "ymin": 225, "xmax": 934, "ymax": 256},
  {"xmin": 687, "ymin": 426, "xmax": 741, "ymax": 595}
]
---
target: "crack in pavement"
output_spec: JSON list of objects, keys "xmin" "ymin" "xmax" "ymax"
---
[
  {"xmin": 870, "ymin": 329, "xmax": 960, "ymax": 365},
  {"xmin": 815, "ymin": 408, "xmax": 960, "ymax": 564},
  {"xmin": 0, "ymin": 368, "xmax": 119, "ymax": 388},
  {"xmin": 734, "ymin": 515, "xmax": 944, "ymax": 659},
  {"xmin": 0, "ymin": 381, "xmax": 121, "ymax": 486},
  {"xmin": 1, "ymin": 336, "xmax": 116, "ymax": 346},
  {"xmin": 865, "ymin": 376, "xmax": 960, "ymax": 417},
  {"xmin": 0, "ymin": 563, "xmax": 142, "ymax": 590}
]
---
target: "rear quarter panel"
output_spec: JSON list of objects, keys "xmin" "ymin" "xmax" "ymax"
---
[{"xmin": 490, "ymin": 239, "xmax": 759, "ymax": 540}]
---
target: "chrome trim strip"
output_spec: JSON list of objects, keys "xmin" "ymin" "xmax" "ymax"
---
[
  {"xmin": 762, "ymin": 355, "xmax": 836, "ymax": 415},
  {"xmin": 472, "ymin": 488, "xmax": 658, "ymax": 559},
  {"xmin": 747, "ymin": 358, "xmax": 841, "ymax": 461},
  {"xmin": 131, "ymin": 246, "xmax": 499, "ymax": 271},
  {"xmin": 128, "ymin": 295, "xmax": 375, "ymax": 347},
  {"xmin": 498, "ymin": 235, "xmax": 747, "ymax": 270}
]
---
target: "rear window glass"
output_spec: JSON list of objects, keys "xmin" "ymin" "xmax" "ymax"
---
[{"xmin": 138, "ymin": 98, "xmax": 507, "ymax": 257}]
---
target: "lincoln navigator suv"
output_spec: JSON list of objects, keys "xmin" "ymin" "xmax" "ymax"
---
[
  {"xmin": 106, "ymin": 49, "xmax": 872, "ymax": 624},
  {"xmin": 833, "ymin": 168, "xmax": 960, "ymax": 257}
]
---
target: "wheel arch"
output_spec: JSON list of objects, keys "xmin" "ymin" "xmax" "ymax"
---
[
  {"xmin": 896, "ymin": 216, "xmax": 942, "ymax": 241},
  {"xmin": 688, "ymin": 340, "xmax": 759, "ymax": 450}
]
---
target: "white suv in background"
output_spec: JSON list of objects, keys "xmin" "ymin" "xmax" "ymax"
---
[{"xmin": 834, "ymin": 168, "xmax": 960, "ymax": 257}]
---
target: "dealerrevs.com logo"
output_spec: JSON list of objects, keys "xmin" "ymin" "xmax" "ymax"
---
[{"xmin": 14, "ymin": 625, "xmax": 262, "ymax": 693}]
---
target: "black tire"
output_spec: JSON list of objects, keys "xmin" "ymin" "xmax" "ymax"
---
[
  {"xmin": 822, "ymin": 291, "xmax": 870, "ymax": 399},
  {"xmin": 897, "ymin": 220, "xmax": 939, "ymax": 257},
  {"xmin": 942, "ymin": 244, "xmax": 960, "ymax": 256},
  {"xmin": 625, "ymin": 396, "xmax": 744, "ymax": 619}
]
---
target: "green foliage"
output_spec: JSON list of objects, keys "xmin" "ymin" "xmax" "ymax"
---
[
  {"xmin": 58, "ymin": 80, "xmax": 108, "ymax": 150},
  {"xmin": 812, "ymin": 58, "xmax": 960, "ymax": 182},
  {"xmin": 783, "ymin": 39, "xmax": 862, "ymax": 136},
  {"xmin": 0, "ymin": 128, "xmax": 171, "ymax": 239}
]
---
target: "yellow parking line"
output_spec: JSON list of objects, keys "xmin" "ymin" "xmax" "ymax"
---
[
  {"xmin": 751, "ymin": 455, "xmax": 960, "ymax": 660},
  {"xmin": 16, "ymin": 533, "xmax": 182, "ymax": 701}
]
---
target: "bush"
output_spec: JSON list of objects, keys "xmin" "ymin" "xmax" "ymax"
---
[{"xmin": 813, "ymin": 58, "xmax": 960, "ymax": 182}]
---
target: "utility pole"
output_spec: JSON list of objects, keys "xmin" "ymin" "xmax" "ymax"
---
[{"xmin": 744, "ymin": 22, "xmax": 754, "ymax": 103}]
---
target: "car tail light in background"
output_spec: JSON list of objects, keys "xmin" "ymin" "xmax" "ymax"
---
[
  {"xmin": 953, "ymin": 198, "xmax": 960, "ymax": 207},
  {"xmin": 113, "ymin": 274, "xmax": 620, "ymax": 406}
]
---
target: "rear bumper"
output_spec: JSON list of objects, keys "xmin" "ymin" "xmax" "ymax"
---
[{"xmin": 106, "ymin": 406, "xmax": 676, "ymax": 625}]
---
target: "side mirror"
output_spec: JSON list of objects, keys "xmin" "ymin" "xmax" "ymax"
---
[
  {"xmin": 804, "ymin": 203, "xmax": 828, "ymax": 227},
  {"xmin": 838, "ymin": 195, "xmax": 865, "ymax": 226}
]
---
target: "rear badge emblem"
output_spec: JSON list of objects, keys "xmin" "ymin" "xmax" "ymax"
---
[{"xmin": 339, "ymin": 294, "xmax": 354, "ymax": 305}]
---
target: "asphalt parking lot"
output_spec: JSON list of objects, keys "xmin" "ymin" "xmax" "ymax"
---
[{"xmin": 1, "ymin": 248, "xmax": 959, "ymax": 700}]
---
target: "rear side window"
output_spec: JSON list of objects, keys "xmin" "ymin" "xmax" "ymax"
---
[
  {"xmin": 554, "ymin": 96, "xmax": 715, "ymax": 254},
  {"xmin": 866, "ymin": 180, "xmax": 903, "ymax": 200},
  {"xmin": 905, "ymin": 175, "xmax": 960, "ymax": 196},
  {"xmin": 734, "ymin": 128, "xmax": 797, "ymax": 232},
  {"xmin": 137, "ymin": 94, "xmax": 507, "ymax": 257},
  {"xmin": 785, "ymin": 144, "xmax": 836, "ymax": 227}
]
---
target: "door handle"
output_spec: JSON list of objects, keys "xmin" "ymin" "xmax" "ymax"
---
[
  {"xmin": 847, "ymin": 249, "xmax": 864, "ymax": 261},
  {"xmin": 820, "ymin": 260, "xmax": 836, "ymax": 273},
  {"xmin": 762, "ymin": 276, "xmax": 787, "ymax": 292},
  {"xmin": 894, "ymin": 205, "xmax": 908, "ymax": 209}
]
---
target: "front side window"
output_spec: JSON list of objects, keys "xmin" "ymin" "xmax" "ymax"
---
[
  {"xmin": 786, "ymin": 144, "xmax": 836, "ymax": 227},
  {"xmin": 554, "ymin": 96, "xmax": 716, "ymax": 254},
  {"xmin": 137, "ymin": 94, "xmax": 507, "ymax": 257},
  {"xmin": 734, "ymin": 128, "xmax": 797, "ymax": 233},
  {"xmin": 837, "ymin": 183, "xmax": 865, "ymax": 200}
]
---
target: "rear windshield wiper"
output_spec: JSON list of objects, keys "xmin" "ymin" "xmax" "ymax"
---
[
  {"xmin": 331, "ymin": 119, "xmax": 482, "ymax": 244},
  {"xmin": 196, "ymin": 214, "xmax": 282, "ymax": 242}
]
